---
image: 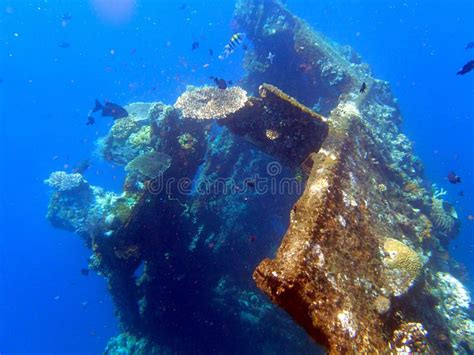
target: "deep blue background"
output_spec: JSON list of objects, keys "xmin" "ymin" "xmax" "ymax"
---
[{"xmin": 0, "ymin": 0, "xmax": 472, "ymax": 353}]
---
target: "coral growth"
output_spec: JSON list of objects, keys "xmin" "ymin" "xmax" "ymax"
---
[
  {"xmin": 100, "ymin": 113, "xmax": 153, "ymax": 165},
  {"xmin": 430, "ymin": 272, "xmax": 474, "ymax": 353},
  {"xmin": 430, "ymin": 198, "xmax": 460, "ymax": 240},
  {"xmin": 382, "ymin": 238, "xmax": 422, "ymax": 296},
  {"xmin": 125, "ymin": 151, "xmax": 172, "ymax": 179},
  {"xmin": 174, "ymin": 86, "xmax": 248, "ymax": 120},
  {"xmin": 392, "ymin": 322, "xmax": 429, "ymax": 353}
]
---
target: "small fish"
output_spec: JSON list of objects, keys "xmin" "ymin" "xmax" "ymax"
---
[
  {"xmin": 219, "ymin": 33, "xmax": 245, "ymax": 60},
  {"xmin": 467, "ymin": 214, "xmax": 474, "ymax": 221},
  {"xmin": 73, "ymin": 160, "xmax": 90, "ymax": 174},
  {"xmin": 465, "ymin": 42, "xmax": 474, "ymax": 50},
  {"xmin": 59, "ymin": 42, "xmax": 70, "ymax": 48},
  {"xmin": 209, "ymin": 76, "xmax": 229, "ymax": 90},
  {"xmin": 209, "ymin": 48, "xmax": 213, "ymax": 56},
  {"xmin": 178, "ymin": 3, "xmax": 188, "ymax": 10},
  {"xmin": 457, "ymin": 60, "xmax": 474, "ymax": 75},
  {"xmin": 447, "ymin": 171, "xmax": 461, "ymax": 184},
  {"xmin": 359, "ymin": 82, "xmax": 367, "ymax": 93},
  {"xmin": 249, "ymin": 235, "xmax": 257, "ymax": 242},
  {"xmin": 92, "ymin": 99, "xmax": 128, "ymax": 119},
  {"xmin": 266, "ymin": 51, "xmax": 275, "ymax": 64},
  {"xmin": 62, "ymin": 13, "xmax": 73, "ymax": 22},
  {"xmin": 86, "ymin": 116, "xmax": 95, "ymax": 126},
  {"xmin": 80, "ymin": 268, "xmax": 89, "ymax": 276},
  {"xmin": 191, "ymin": 41, "xmax": 199, "ymax": 51},
  {"xmin": 242, "ymin": 44, "xmax": 248, "ymax": 51}
]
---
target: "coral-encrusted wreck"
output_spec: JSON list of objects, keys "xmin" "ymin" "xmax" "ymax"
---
[{"xmin": 45, "ymin": 0, "xmax": 472, "ymax": 354}]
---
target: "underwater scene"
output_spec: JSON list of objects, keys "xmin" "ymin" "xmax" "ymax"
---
[{"xmin": 1, "ymin": 0, "xmax": 474, "ymax": 354}]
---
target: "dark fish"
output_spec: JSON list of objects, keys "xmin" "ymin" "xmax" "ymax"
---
[
  {"xmin": 191, "ymin": 41, "xmax": 199, "ymax": 51},
  {"xmin": 242, "ymin": 44, "xmax": 248, "ymax": 51},
  {"xmin": 209, "ymin": 76, "xmax": 227, "ymax": 90},
  {"xmin": 245, "ymin": 179, "xmax": 256, "ymax": 188},
  {"xmin": 93, "ymin": 99, "xmax": 128, "ymax": 119},
  {"xmin": 80, "ymin": 268, "xmax": 89, "ymax": 276},
  {"xmin": 178, "ymin": 3, "xmax": 187, "ymax": 10},
  {"xmin": 457, "ymin": 60, "xmax": 474, "ymax": 75},
  {"xmin": 86, "ymin": 116, "xmax": 95, "ymax": 125},
  {"xmin": 59, "ymin": 42, "xmax": 70, "ymax": 48},
  {"xmin": 465, "ymin": 42, "xmax": 474, "ymax": 50},
  {"xmin": 359, "ymin": 82, "xmax": 367, "ymax": 93},
  {"xmin": 62, "ymin": 13, "xmax": 73, "ymax": 22},
  {"xmin": 209, "ymin": 48, "xmax": 213, "ymax": 56},
  {"xmin": 447, "ymin": 171, "xmax": 461, "ymax": 184},
  {"xmin": 459, "ymin": 191, "xmax": 464, "ymax": 197},
  {"xmin": 72, "ymin": 160, "xmax": 90, "ymax": 174}
]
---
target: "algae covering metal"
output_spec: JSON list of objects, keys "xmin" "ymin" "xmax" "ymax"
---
[
  {"xmin": 223, "ymin": 84, "xmax": 328, "ymax": 168},
  {"xmin": 234, "ymin": 0, "xmax": 470, "ymax": 353}
]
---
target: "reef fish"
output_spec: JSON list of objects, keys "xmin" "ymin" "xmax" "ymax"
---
[
  {"xmin": 447, "ymin": 171, "xmax": 461, "ymax": 184},
  {"xmin": 209, "ymin": 76, "xmax": 230, "ymax": 90},
  {"xmin": 191, "ymin": 41, "xmax": 199, "ymax": 51},
  {"xmin": 92, "ymin": 100, "xmax": 128, "ymax": 119},
  {"xmin": 457, "ymin": 60, "xmax": 474, "ymax": 75},
  {"xmin": 359, "ymin": 82, "xmax": 367, "ymax": 93},
  {"xmin": 218, "ymin": 33, "xmax": 245, "ymax": 60}
]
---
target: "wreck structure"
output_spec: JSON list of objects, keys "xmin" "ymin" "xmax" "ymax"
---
[{"xmin": 45, "ymin": 0, "xmax": 472, "ymax": 354}]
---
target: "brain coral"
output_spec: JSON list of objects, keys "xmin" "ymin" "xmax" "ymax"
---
[
  {"xmin": 174, "ymin": 86, "xmax": 248, "ymax": 120},
  {"xmin": 383, "ymin": 238, "xmax": 422, "ymax": 296}
]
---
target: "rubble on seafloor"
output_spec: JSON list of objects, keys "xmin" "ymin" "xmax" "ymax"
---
[{"xmin": 44, "ymin": 0, "xmax": 472, "ymax": 354}]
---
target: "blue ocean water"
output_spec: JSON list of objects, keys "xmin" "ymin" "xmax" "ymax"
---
[{"xmin": 0, "ymin": 0, "xmax": 472, "ymax": 354}]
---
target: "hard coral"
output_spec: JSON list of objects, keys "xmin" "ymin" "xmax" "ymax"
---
[
  {"xmin": 383, "ymin": 238, "xmax": 422, "ymax": 296},
  {"xmin": 430, "ymin": 198, "xmax": 459, "ymax": 239},
  {"xmin": 125, "ymin": 151, "xmax": 172, "ymax": 179},
  {"xmin": 44, "ymin": 171, "xmax": 86, "ymax": 192},
  {"xmin": 174, "ymin": 86, "xmax": 248, "ymax": 120}
]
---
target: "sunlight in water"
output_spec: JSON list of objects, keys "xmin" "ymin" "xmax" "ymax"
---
[{"xmin": 91, "ymin": 0, "xmax": 135, "ymax": 24}]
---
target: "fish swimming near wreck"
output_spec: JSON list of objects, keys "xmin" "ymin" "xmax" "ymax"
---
[
  {"xmin": 447, "ymin": 171, "xmax": 461, "ymax": 184},
  {"xmin": 92, "ymin": 100, "xmax": 128, "ymax": 119},
  {"xmin": 218, "ymin": 33, "xmax": 245, "ymax": 60},
  {"xmin": 457, "ymin": 60, "xmax": 474, "ymax": 75},
  {"xmin": 209, "ymin": 76, "xmax": 231, "ymax": 90}
]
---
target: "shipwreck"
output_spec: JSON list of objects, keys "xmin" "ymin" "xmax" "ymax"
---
[{"xmin": 45, "ymin": 0, "xmax": 472, "ymax": 354}]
